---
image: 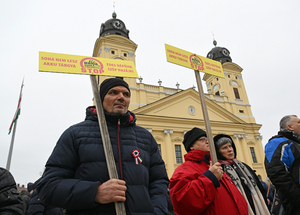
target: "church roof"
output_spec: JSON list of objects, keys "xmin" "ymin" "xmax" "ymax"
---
[
  {"xmin": 206, "ymin": 40, "xmax": 232, "ymax": 64},
  {"xmin": 99, "ymin": 12, "xmax": 130, "ymax": 38}
]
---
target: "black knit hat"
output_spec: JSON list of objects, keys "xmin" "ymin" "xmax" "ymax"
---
[
  {"xmin": 183, "ymin": 127, "xmax": 207, "ymax": 152},
  {"xmin": 213, "ymin": 134, "xmax": 237, "ymax": 160},
  {"xmin": 100, "ymin": 78, "xmax": 130, "ymax": 102}
]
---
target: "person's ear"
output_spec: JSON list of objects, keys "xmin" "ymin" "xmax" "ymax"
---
[{"xmin": 287, "ymin": 124, "xmax": 293, "ymax": 131}]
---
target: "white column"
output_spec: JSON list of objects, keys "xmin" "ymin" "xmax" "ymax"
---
[
  {"xmin": 233, "ymin": 134, "xmax": 248, "ymax": 163},
  {"xmin": 164, "ymin": 129, "xmax": 174, "ymax": 177}
]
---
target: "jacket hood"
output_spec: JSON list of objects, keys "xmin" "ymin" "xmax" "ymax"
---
[{"xmin": 213, "ymin": 134, "xmax": 237, "ymax": 160}]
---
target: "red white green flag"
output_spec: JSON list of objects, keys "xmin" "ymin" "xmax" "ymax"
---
[{"xmin": 8, "ymin": 97, "xmax": 22, "ymax": 135}]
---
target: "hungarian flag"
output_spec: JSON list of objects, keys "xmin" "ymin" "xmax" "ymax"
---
[{"xmin": 8, "ymin": 96, "xmax": 22, "ymax": 135}]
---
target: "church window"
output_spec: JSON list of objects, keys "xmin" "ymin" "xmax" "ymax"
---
[
  {"xmin": 228, "ymin": 75, "xmax": 230, "ymax": 78},
  {"xmin": 216, "ymin": 78, "xmax": 219, "ymax": 81},
  {"xmin": 250, "ymin": 147, "xmax": 257, "ymax": 163},
  {"xmin": 111, "ymin": 50, "xmax": 115, "ymax": 54},
  {"xmin": 215, "ymin": 91, "xmax": 220, "ymax": 96},
  {"xmin": 233, "ymin": 88, "xmax": 240, "ymax": 99},
  {"xmin": 175, "ymin": 145, "xmax": 183, "ymax": 163},
  {"xmin": 124, "ymin": 53, "xmax": 127, "ymax": 57},
  {"xmin": 239, "ymin": 110, "xmax": 244, "ymax": 113},
  {"xmin": 158, "ymin": 144, "xmax": 161, "ymax": 155}
]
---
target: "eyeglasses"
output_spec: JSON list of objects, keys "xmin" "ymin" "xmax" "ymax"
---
[{"xmin": 198, "ymin": 137, "xmax": 208, "ymax": 142}]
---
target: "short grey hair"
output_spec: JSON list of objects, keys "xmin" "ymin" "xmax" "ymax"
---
[
  {"xmin": 280, "ymin": 115, "xmax": 297, "ymax": 130},
  {"xmin": 215, "ymin": 137, "xmax": 232, "ymax": 150}
]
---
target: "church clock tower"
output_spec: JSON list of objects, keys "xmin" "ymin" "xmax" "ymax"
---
[
  {"xmin": 92, "ymin": 12, "xmax": 138, "ymax": 103},
  {"xmin": 203, "ymin": 40, "xmax": 255, "ymax": 123}
]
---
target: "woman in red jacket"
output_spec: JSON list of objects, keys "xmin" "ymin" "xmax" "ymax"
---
[{"xmin": 169, "ymin": 127, "xmax": 248, "ymax": 215}]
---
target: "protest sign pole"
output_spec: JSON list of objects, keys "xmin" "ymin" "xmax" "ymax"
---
[
  {"xmin": 194, "ymin": 70, "xmax": 218, "ymax": 164},
  {"xmin": 90, "ymin": 49, "xmax": 126, "ymax": 214},
  {"xmin": 90, "ymin": 75, "xmax": 126, "ymax": 215}
]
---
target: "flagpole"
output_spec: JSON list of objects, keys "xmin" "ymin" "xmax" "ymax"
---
[
  {"xmin": 6, "ymin": 79, "xmax": 24, "ymax": 171},
  {"xmin": 6, "ymin": 119, "xmax": 18, "ymax": 171}
]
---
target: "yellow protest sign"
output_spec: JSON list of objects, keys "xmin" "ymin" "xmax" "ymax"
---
[
  {"xmin": 39, "ymin": 51, "xmax": 138, "ymax": 78},
  {"xmin": 165, "ymin": 44, "xmax": 224, "ymax": 78}
]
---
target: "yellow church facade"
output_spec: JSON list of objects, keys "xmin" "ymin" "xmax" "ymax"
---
[{"xmin": 93, "ymin": 12, "xmax": 267, "ymax": 180}]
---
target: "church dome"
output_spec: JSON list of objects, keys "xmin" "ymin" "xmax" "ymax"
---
[
  {"xmin": 99, "ymin": 12, "xmax": 130, "ymax": 38},
  {"xmin": 206, "ymin": 40, "xmax": 232, "ymax": 64}
]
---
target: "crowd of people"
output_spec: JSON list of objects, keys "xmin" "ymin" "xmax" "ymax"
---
[
  {"xmin": 1, "ymin": 78, "xmax": 299, "ymax": 214},
  {"xmin": 0, "ymin": 168, "xmax": 63, "ymax": 214}
]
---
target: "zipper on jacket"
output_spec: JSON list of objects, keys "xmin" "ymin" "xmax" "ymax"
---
[{"xmin": 117, "ymin": 119, "xmax": 123, "ymax": 179}]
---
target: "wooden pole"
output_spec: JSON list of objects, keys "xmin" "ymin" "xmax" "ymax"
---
[
  {"xmin": 194, "ymin": 70, "xmax": 218, "ymax": 164},
  {"xmin": 266, "ymin": 182, "xmax": 271, "ymax": 198},
  {"xmin": 89, "ymin": 75, "xmax": 126, "ymax": 215}
]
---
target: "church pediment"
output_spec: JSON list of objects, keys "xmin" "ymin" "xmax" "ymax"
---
[{"xmin": 133, "ymin": 88, "xmax": 246, "ymax": 124}]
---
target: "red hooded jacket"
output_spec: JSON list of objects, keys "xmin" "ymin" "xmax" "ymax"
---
[{"xmin": 169, "ymin": 150, "xmax": 248, "ymax": 215}]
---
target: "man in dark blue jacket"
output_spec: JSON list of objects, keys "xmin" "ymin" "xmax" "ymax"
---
[
  {"xmin": 0, "ymin": 167, "xmax": 24, "ymax": 215},
  {"xmin": 37, "ymin": 78, "xmax": 169, "ymax": 214},
  {"xmin": 265, "ymin": 115, "xmax": 300, "ymax": 215}
]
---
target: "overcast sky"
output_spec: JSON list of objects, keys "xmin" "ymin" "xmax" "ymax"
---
[{"xmin": 1, "ymin": 0, "xmax": 299, "ymax": 186}]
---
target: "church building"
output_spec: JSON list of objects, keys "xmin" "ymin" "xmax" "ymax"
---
[{"xmin": 93, "ymin": 12, "xmax": 266, "ymax": 180}]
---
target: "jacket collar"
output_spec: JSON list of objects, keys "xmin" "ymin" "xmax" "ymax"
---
[
  {"xmin": 184, "ymin": 150, "xmax": 211, "ymax": 164},
  {"xmin": 85, "ymin": 106, "xmax": 136, "ymax": 125},
  {"xmin": 277, "ymin": 129, "xmax": 300, "ymax": 143}
]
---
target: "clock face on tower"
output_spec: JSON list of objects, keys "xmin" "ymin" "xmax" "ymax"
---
[
  {"xmin": 213, "ymin": 84, "xmax": 219, "ymax": 92},
  {"xmin": 230, "ymin": 80, "xmax": 238, "ymax": 86},
  {"xmin": 112, "ymin": 20, "xmax": 123, "ymax": 29},
  {"xmin": 222, "ymin": 49, "xmax": 229, "ymax": 56},
  {"xmin": 100, "ymin": 24, "xmax": 104, "ymax": 33},
  {"xmin": 207, "ymin": 53, "xmax": 214, "ymax": 59}
]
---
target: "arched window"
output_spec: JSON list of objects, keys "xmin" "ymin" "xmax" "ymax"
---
[
  {"xmin": 233, "ymin": 88, "xmax": 240, "ymax": 99},
  {"xmin": 250, "ymin": 147, "xmax": 257, "ymax": 163}
]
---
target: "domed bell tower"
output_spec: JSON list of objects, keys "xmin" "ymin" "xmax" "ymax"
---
[
  {"xmin": 92, "ymin": 12, "xmax": 138, "ymax": 91},
  {"xmin": 203, "ymin": 40, "xmax": 255, "ymax": 123}
]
